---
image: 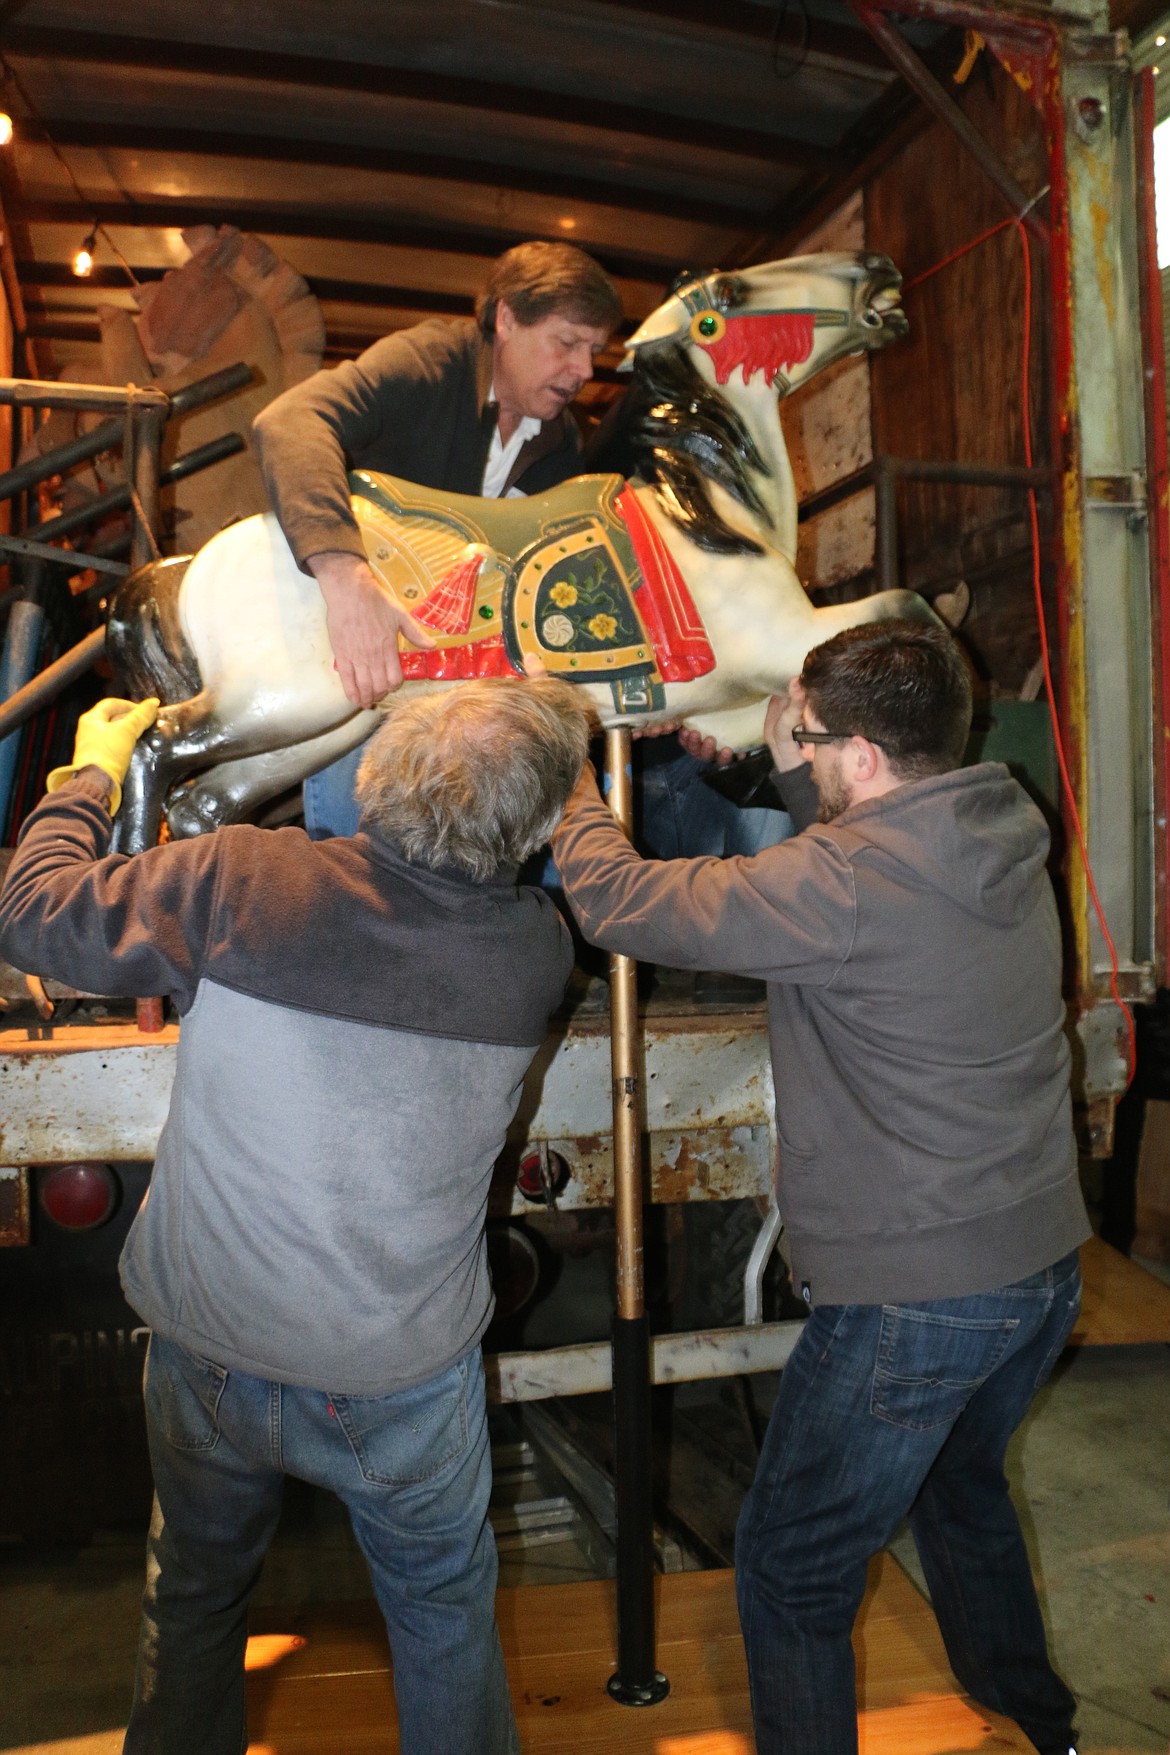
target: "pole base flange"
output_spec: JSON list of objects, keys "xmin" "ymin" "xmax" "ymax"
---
[{"xmin": 607, "ymin": 1670, "xmax": 670, "ymax": 1707}]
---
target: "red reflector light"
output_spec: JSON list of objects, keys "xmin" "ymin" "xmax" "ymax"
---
[
  {"xmin": 38, "ymin": 1163, "xmax": 118, "ymax": 1231},
  {"xmin": 516, "ymin": 1148, "xmax": 570, "ymax": 1202}
]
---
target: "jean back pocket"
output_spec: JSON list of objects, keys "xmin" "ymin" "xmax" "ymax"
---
[
  {"xmin": 332, "ymin": 1357, "xmax": 471, "ymax": 1487},
  {"xmin": 871, "ymin": 1306, "xmax": 1019, "ymax": 1431},
  {"xmin": 149, "ymin": 1336, "xmax": 228, "ymax": 1453}
]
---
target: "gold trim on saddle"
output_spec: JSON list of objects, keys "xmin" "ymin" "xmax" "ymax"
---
[
  {"xmin": 508, "ymin": 523, "xmax": 654, "ymax": 679},
  {"xmin": 357, "ymin": 504, "xmax": 506, "ymax": 648}
]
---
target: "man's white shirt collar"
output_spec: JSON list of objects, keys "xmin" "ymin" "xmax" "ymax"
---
[{"xmin": 482, "ymin": 386, "xmax": 542, "ymax": 499}]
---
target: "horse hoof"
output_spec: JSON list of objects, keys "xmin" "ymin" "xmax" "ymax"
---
[
  {"xmin": 165, "ymin": 788, "xmax": 222, "ymax": 840},
  {"xmin": 933, "ymin": 579, "xmax": 970, "ymax": 629}
]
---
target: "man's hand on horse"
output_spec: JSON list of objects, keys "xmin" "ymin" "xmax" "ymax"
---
[
  {"xmin": 764, "ymin": 681, "xmax": 810, "ymax": 775},
  {"xmin": 624, "ymin": 720, "xmax": 737, "ymax": 764},
  {"xmin": 309, "ymin": 552, "xmax": 436, "ymax": 708},
  {"xmin": 676, "ymin": 726, "xmax": 737, "ymax": 767},
  {"xmin": 46, "ymin": 695, "xmax": 161, "ymax": 816}
]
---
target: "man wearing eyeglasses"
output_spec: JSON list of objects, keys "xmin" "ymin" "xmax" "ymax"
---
[{"xmin": 551, "ymin": 617, "xmax": 1087, "ymax": 1755}]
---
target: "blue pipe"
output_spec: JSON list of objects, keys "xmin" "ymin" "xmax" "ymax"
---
[{"xmin": 0, "ymin": 598, "xmax": 46, "ymax": 831}]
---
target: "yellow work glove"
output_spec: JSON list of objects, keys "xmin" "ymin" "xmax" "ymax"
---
[{"xmin": 46, "ymin": 696, "xmax": 161, "ymax": 816}]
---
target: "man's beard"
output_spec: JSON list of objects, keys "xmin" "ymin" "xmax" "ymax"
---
[{"xmin": 815, "ymin": 764, "xmax": 853, "ymax": 823}]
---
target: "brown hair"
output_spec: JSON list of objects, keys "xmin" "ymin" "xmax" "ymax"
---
[
  {"xmin": 476, "ymin": 241, "xmax": 622, "ymax": 339},
  {"xmin": 800, "ymin": 618, "xmax": 972, "ymax": 781}
]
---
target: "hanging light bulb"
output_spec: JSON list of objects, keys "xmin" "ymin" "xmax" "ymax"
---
[
  {"xmin": 0, "ymin": 113, "xmax": 13, "ymax": 147},
  {"xmin": 72, "ymin": 229, "xmax": 96, "ymax": 278}
]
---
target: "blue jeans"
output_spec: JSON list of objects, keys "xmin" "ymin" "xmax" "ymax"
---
[
  {"xmin": 125, "ymin": 1336, "xmax": 517, "ymax": 1755},
  {"xmin": 638, "ymin": 749, "xmax": 793, "ymax": 858},
  {"xmin": 735, "ymin": 1252, "xmax": 1081, "ymax": 1755},
  {"xmin": 303, "ymin": 742, "xmax": 366, "ymax": 839}
]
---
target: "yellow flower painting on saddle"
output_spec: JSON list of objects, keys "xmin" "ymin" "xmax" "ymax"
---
[{"xmin": 534, "ymin": 551, "xmax": 642, "ymax": 655}]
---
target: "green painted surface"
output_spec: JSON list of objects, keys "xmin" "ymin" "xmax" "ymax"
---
[{"xmin": 966, "ymin": 700, "xmax": 1059, "ymax": 813}]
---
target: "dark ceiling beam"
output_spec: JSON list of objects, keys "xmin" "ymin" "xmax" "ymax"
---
[
  {"xmin": 18, "ymin": 120, "xmax": 781, "ymax": 230},
  {"xmin": 23, "ymin": 314, "xmax": 630, "ymax": 380},
  {"xmin": 18, "ymin": 199, "xmax": 679, "ymax": 283},
  {"xmin": 594, "ymin": 0, "xmax": 897, "ymax": 70},
  {"xmin": 2, "ymin": 25, "xmax": 829, "ymax": 170},
  {"xmin": 1111, "ymin": 0, "xmax": 1170, "ymax": 38},
  {"xmin": 16, "ymin": 261, "xmax": 459, "ymax": 308},
  {"xmin": 851, "ymin": 4, "xmax": 1044, "ymax": 240},
  {"xmin": 16, "ymin": 261, "xmax": 644, "ymax": 331}
]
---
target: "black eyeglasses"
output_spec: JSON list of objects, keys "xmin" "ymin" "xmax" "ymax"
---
[{"xmin": 791, "ymin": 722, "xmax": 849, "ymax": 748}]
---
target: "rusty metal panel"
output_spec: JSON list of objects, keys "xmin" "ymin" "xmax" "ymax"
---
[
  {"xmin": 511, "ymin": 1017, "xmax": 773, "ymax": 1143},
  {"xmin": 787, "ymin": 190, "xmax": 878, "ymax": 591},
  {"xmin": 0, "ymin": 1015, "xmax": 775, "ymax": 1194},
  {"xmin": 0, "ymin": 1037, "xmax": 177, "ymax": 1163},
  {"xmin": 492, "ymin": 1124, "xmax": 772, "ymax": 1217},
  {"xmin": 0, "ymin": 1165, "xmax": 30, "ymax": 1246}
]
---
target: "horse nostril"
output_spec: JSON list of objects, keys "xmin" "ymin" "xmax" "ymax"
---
[{"xmin": 861, "ymin": 310, "xmax": 883, "ymax": 328}]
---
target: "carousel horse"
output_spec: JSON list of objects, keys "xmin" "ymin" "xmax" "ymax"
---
[{"xmin": 108, "ymin": 251, "xmax": 934, "ymax": 854}]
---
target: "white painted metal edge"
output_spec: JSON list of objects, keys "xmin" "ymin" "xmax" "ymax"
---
[{"xmin": 488, "ymin": 1320, "xmax": 805, "ymax": 1403}]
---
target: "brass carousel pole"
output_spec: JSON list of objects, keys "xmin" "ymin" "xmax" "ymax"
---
[{"xmin": 604, "ymin": 725, "xmax": 669, "ymax": 1707}]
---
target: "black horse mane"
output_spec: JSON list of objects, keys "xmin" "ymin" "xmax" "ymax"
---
[{"xmin": 628, "ymin": 342, "xmax": 773, "ymax": 556}]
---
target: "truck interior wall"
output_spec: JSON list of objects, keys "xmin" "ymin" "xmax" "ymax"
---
[
  {"xmin": 864, "ymin": 54, "xmax": 1055, "ymax": 700},
  {"xmin": 0, "ymin": 213, "xmax": 12, "ymax": 658},
  {"xmin": 782, "ymin": 192, "xmax": 878, "ymax": 598},
  {"xmin": 0, "ymin": 213, "xmax": 12, "ymax": 527}
]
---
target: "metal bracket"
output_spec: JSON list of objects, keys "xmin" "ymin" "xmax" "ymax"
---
[
  {"xmin": 1084, "ymin": 471, "xmax": 1148, "ymax": 515},
  {"xmin": 744, "ymin": 1198, "xmax": 784, "ymax": 1326}
]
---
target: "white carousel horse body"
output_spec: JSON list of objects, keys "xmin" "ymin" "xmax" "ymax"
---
[{"xmin": 111, "ymin": 251, "xmax": 928, "ymax": 848}]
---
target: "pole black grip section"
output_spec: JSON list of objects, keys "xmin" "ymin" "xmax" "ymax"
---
[{"xmin": 607, "ymin": 1312, "xmax": 669, "ymax": 1707}]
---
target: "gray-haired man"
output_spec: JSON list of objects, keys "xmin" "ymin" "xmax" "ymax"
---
[{"xmin": 0, "ymin": 678, "xmax": 593, "ymax": 1755}]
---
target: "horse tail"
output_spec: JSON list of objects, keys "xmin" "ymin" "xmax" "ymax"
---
[{"xmin": 106, "ymin": 555, "xmax": 203, "ymax": 704}]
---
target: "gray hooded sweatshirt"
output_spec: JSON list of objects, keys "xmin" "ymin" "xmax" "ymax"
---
[{"xmin": 553, "ymin": 761, "xmax": 1089, "ymax": 1306}]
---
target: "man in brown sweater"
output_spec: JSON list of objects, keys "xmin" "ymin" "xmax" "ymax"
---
[{"xmin": 253, "ymin": 241, "xmax": 620, "ymax": 835}]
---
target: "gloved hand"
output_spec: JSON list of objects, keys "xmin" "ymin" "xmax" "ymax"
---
[{"xmin": 46, "ymin": 696, "xmax": 160, "ymax": 815}]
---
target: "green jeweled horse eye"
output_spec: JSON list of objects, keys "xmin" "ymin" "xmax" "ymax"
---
[{"xmin": 689, "ymin": 309, "xmax": 727, "ymax": 345}]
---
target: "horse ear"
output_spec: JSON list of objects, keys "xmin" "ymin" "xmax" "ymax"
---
[
  {"xmin": 667, "ymin": 268, "xmax": 705, "ymax": 296},
  {"xmin": 932, "ymin": 580, "xmax": 970, "ymax": 630}
]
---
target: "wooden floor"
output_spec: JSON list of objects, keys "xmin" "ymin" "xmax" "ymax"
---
[
  {"xmin": 243, "ymin": 1555, "xmax": 1033, "ymax": 1754},
  {"xmin": 1072, "ymin": 1235, "xmax": 1170, "ymax": 1344},
  {"xmin": 9, "ymin": 1240, "xmax": 1163, "ymax": 1755},
  {"xmin": 233, "ymin": 1243, "xmax": 1170, "ymax": 1754}
]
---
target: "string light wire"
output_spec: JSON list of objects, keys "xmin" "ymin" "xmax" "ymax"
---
[{"xmin": 0, "ymin": 52, "xmax": 140, "ymax": 288}]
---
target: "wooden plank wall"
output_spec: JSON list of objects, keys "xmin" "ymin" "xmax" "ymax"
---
[
  {"xmin": 0, "ymin": 189, "xmax": 13, "ymax": 524},
  {"xmin": 865, "ymin": 54, "xmax": 1052, "ymax": 694}
]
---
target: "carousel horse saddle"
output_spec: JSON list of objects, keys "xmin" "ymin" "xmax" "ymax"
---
[{"xmin": 351, "ymin": 469, "xmax": 715, "ymax": 714}]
